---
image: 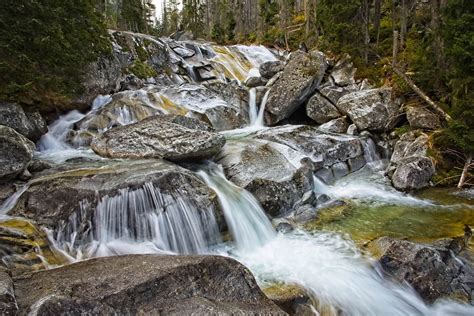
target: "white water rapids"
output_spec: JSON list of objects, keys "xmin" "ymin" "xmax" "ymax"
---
[{"xmin": 4, "ymin": 43, "xmax": 473, "ymax": 315}]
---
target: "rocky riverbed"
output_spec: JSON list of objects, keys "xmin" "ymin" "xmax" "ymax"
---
[{"xmin": 0, "ymin": 30, "xmax": 473, "ymax": 315}]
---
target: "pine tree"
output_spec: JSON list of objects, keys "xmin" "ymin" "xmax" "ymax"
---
[{"xmin": 0, "ymin": 0, "xmax": 111, "ymax": 108}]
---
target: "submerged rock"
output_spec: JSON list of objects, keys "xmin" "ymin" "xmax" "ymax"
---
[
  {"xmin": 13, "ymin": 255, "xmax": 285, "ymax": 315},
  {"xmin": 336, "ymin": 88, "xmax": 400, "ymax": 132},
  {"xmin": 373, "ymin": 232, "xmax": 474, "ymax": 303},
  {"xmin": 91, "ymin": 116, "xmax": 225, "ymax": 161},
  {"xmin": 0, "ymin": 126, "xmax": 35, "ymax": 183},
  {"xmin": 265, "ymin": 51, "xmax": 328, "ymax": 125},
  {"xmin": 0, "ymin": 102, "xmax": 47, "ymax": 142}
]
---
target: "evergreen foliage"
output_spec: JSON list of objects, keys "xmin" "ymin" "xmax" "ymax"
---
[{"xmin": 0, "ymin": 0, "xmax": 111, "ymax": 107}]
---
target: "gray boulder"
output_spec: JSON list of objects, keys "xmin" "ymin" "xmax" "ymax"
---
[
  {"xmin": 374, "ymin": 232, "xmax": 473, "ymax": 303},
  {"xmin": 318, "ymin": 117, "xmax": 350, "ymax": 134},
  {"xmin": 330, "ymin": 54, "xmax": 357, "ymax": 87},
  {"xmin": 245, "ymin": 76, "xmax": 267, "ymax": 88},
  {"xmin": 259, "ymin": 60, "xmax": 284, "ymax": 79},
  {"xmin": 91, "ymin": 116, "xmax": 225, "ymax": 161},
  {"xmin": 306, "ymin": 92, "xmax": 342, "ymax": 124},
  {"xmin": 406, "ymin": 106, "xmax": 441, "ymax": 130},
  {"xmin": 0, "ymin": 268, "xmax": 16, "ymax": 315},
  {"xmin": 9, "ymin": 159, "xmax": 221, "ymax": 234},
  {"xmin": 256, "ymin": 125, "xmax": 365, "ymax": 169},
  {"xmin": 13, "ymin": 255, "xmax": 285, "ymax": 315},
  {"xmin": 265, "ymin": 51, "xmax": 328, "ymax": 125},
  {"xmin": 391, "ymin": 156, "xmax": 435, "ymax": 190},
  {"xmin": 0, "ymin": 102, "xmax": 47, "ymax": 142},
  {"xmin": 0, "ymin": 126, "xmax": 35, "ymax": 183},
  {"xmin": 389, "ymin": 131, "xmax": 435, "ymax": 190},
  {"xmin": 217, "ymin": 139, "xmax": 312, "ymax": 217},
  {"xmin": 336, "ymin": 88, "xmax": 400, "ymax": 131}
]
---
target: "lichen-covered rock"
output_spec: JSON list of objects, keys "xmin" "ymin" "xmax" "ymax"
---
[
  {"xmin": 0, "ymin": 102, "xmax": 47, "ymax": 142},
  {"xmin": 259, "ymin": 60, "xmax": 284, "ymax": 79},
  {"xmin": 0, "ymin": 267, "xmax": 17, "ymax": 315},
  {"xmin": 318, "ymin": 117, "xmax": 350, "ymax": 134},
  {"xmin": 389, "ymin": 131, "xmax": 434, "ymax": 190},
  {"xmin": 217, "ymin": 139, "xmax": 312, "ymax": 217},
  {"xmin": 391, "ymin": 156, "xmax": 435, "ymax": 190},
  {"xmin": 330, "ymin": 54, "xmax": 357, "ymax": 87},
  {"xmin": 13, "ymin": 255, "xmax": 285, "ymax": 315},
  {"xmin": 406, "ymin": 106, "xmax": 441, "ymax": 130},
  {"xmin": 265, "ymin": 51, "xmax": 328, "ymax": 125},
  {"xmin": 336, "ymin": 88, "xmax": 400, "ymax": 131},
  {"xmin": 0, "ymin": 126, "xmax": 35, "ymax": 183},
  {"xmin": 306, "ymin": 92, "xmax": 342, "ymax": 124},
  {"xmin": 91, "ymin": 116, "xmax": 225, "ymax": 161},
  {"xmin": 255, "ymin": 125, "xmax": 365, "ymax": 169},
  {"xmin": 373, "ymin": 232, "xmax": 474, "ymax": 303},
  {"xmin": 9, "ymin": 160, "xmax": 220, "ymax": 231}
]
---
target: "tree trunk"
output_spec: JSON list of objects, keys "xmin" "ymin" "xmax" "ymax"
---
[
  {"xmin": 374, "ymin": 0, "xmax": 382, "ymax": 46},
  {"xmin": 400, "ymin": 0, "xmax": 408, "ymax": 47},
  {"xmin": 458, "ymin": 153, "xmax": 473, "ymax": 188},
  {"xmin": 392, "ymin": 31, "xmax": 399, "ymax": 67},
  {"xmin": 362, "ymin": 0, "xmax": 370, "ymax": 64},
  {"xmin": 392, "ymin": 65, "xmax": 453, "ymax": 122}
]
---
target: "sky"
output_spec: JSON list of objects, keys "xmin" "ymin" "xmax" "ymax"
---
[{"xmin": 153, "ymin": 0, "xmax": 164, "ymax": 17}]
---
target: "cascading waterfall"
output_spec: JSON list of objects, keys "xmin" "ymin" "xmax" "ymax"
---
[
  {"xmin": 198, "ymin": 164, "xmax": 275, "ymax": 252},
  {"xmin": 195, "ymin": 164, "xmax": 473, "ymax": 315},
  {"xmin": 248, "ymin": 88, "xmax": 258, "ymax": 125},
  {"xmin": 51, "ymin": 182, "xmax": 221, "ymax": 260},
  {"xmin": 37, "ymin": 110, "xmax": 85, "ymax": 152}
]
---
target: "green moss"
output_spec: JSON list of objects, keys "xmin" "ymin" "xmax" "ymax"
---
[
  {"xmin": 394, "ymin": 125, "xmax": 411, "ymax": 137},
  {"xmin": 135, "ymin": 44, "xmax": 149, "ymax": 62},
  {"xmin": 128, "ymin": 60, "xmax": 157, "ymax": 79}
]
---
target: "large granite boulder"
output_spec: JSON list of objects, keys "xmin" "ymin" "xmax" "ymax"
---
[
  {"xmin": 391, "ymin": 157, "xmax": 435, "ymax": 190},
  {"xmin": 0, "ymin": 268, "xmax": 16, "ymax": 315},
  {"xmin": 259, "ymin": 60, "xmax": 284, "ymax": 79},
  {"xmin": 329, "ymin": 54, "xmax": 357, "ymax": 87},
  {"xmin": 217, "ymin": 139, "xmax": 312, "ymax": 217},
  {"xmin": 406, "ymin": 106, "xmax": 441, "ymax": 130},
  {"xmin": 389, "ymin": 131, "xmax": 435, "ymax": 190},
  {"xmin": 336, "ymin": 88, "xmax": 400, "ymax": 132},
  {"xmin": 255, "ymin": 125, "xmax": 365, "ymax": 171},
  {"xmin": 0, "ymin": 102, "xmax": 47, "ymax": 142},
  {"xmin": 13, "ymin": 255, "xmax": 285, "ymax": 315},
  {"xmin": 91, "ymin": 116, "xmax": 225, "ymax": 161},
  {"xmin": 265, "ymin": 51, "xmax": 328, "ymax": 125},
  {"xmin": 9, "ymin": 160, "xmax": 223, "ymax": 255},
  {"xmin": 0, "ymin": 126, "xmax": 35, "ymax": 183},
  {"xmin": 318, "ymin": 117, "xmax": 350, "ymax": 134},
  {"xmin": 306, "ymin": 92, "xmax": 342, "ymax": 124},
  {"xmin": 373, "ymin": 232, "xmax": 473, "ymax": 303}
]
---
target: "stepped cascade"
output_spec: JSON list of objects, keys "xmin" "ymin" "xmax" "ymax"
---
[{"xmin": 1, "ymin": 30, "xmax": 473, "ymax": 315}]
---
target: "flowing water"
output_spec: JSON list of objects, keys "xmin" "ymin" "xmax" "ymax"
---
[
  {"xmin": 50, "ymin": 182, "xmax": 221, "ymax": 261},
  {"xmin": 198, "ymin": 164, "xmax": 474, "ymax": 315},
  {"xmin": 3, "ymin": 43, "xmax": 474, "ymax": 314}
]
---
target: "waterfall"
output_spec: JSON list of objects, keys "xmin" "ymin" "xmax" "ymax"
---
[
  {"xmin": 313, "ymin": 175, "xmax": 332, "ymax": 196},
  {"xmin": 52, "ymin": 182, "xmax": 221, "ymax": 260},
  {"xmin": 248, "ymin": 88, "xmax": 258, "ymax": 125},
  {"xmin": 255, "ymin": 89, "xmax": 270, "ymax": 127},
  {"xmin": 37, "ymin": 110, "xmax": 85, "ymax": 152},
  {"xmin": 198, "ymin": 165, "xmax": 275, "ymax": 252}
]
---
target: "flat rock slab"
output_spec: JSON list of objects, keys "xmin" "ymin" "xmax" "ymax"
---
[
  {"xmin": 13, "ymin": 254, "xmax": 285, "ymax": 315},
  {"xmin": 91, "ymin": 116, "xmax": 225, "ymax": 161}
]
